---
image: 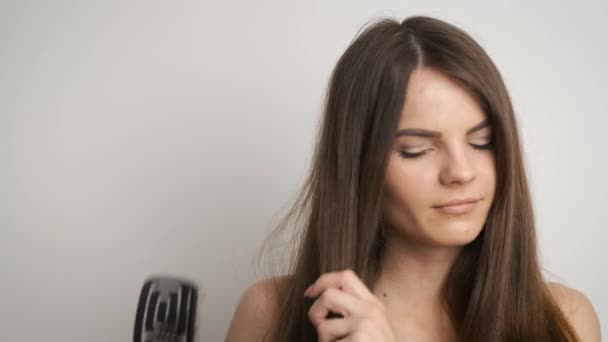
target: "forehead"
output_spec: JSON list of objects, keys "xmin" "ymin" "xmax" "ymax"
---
[{"xmin": 399, "ymin": 67, "xmax": 486, "ymax": 128}]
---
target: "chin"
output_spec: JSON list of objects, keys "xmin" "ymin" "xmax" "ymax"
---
[{"xmin": 432, "ymin": 221, "xmax": 484, "ymax": 246}]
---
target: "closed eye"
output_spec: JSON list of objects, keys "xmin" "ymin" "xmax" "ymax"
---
[
  {"xmin": 471, "ymin": 141, "xmax": 493, "ymax": 150},
  {"xmin": 398, "ymin": 141, "xmax": 494, "ymax": 159}
]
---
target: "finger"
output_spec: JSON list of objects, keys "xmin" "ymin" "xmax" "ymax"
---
[
  {"xmin": 315, "ymin": 317, "xmax": 352, "ymax": 342},
  {"xmin": 306, "ymin": 269, "xmax": 374, "ymax": 301},
  {"xmin": 308, "ymin": 287, "xmax": 360, "ymax": 327}
]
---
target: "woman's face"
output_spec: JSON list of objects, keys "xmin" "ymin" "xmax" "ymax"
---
[{"xmin": 382, "ymin": 67, "xmax": 496, "ymax": 248}]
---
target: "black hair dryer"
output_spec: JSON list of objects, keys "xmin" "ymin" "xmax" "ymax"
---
[{"xmin": 133, "ymin": 275, "xmax": 198, "ymax": 342}]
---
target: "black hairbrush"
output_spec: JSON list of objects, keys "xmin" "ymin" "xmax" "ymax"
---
[{"xmin": 133, "ymin": 276, "xmax": 198, "ymax": 342}]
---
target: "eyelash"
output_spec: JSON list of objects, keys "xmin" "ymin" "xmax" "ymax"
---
[{"xmin": 398, "ymin": 142, "xmax": 494, "ymax": 159}]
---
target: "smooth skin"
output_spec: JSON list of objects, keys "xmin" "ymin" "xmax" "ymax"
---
[{"xmin": 225, "ymin": 67, "xmax": 601, "ymax": 341}]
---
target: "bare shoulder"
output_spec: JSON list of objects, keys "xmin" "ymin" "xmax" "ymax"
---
[
  {"xmin": 546, "ymin": 281, "xmax": 601, "ymax": 341},
  {"xmin": 225, "ymin": 275, "xmax": 292, "ymax": 342}
]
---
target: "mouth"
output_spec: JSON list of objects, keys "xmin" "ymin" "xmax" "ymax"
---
[{"xmin": 433, "ymin": 198, "xmax": 480, "ymax": 214}]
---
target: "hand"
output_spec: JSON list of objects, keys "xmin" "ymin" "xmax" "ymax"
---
[{"xmin": 304, "ymin": 269, "xmax": 397, "ymax": 342}]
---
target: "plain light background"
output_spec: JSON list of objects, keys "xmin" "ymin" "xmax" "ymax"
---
[{"xmin": 1, "ymin": 0, "xmax": 606, "ymax": 341}]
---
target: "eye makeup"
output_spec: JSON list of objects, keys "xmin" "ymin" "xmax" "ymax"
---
[{"xmin": 397, "ymin": 139, "xmax": 494, "ymax": 159}]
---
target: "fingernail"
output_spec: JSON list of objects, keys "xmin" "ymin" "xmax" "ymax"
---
[{"xmin": 304, "ymin": 285, "xmax": 313, "ymax": 297}]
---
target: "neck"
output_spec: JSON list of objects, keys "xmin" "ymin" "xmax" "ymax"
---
[{"xmin": 373, "ymin": 229, "xmax": 462, "ymax": 316}]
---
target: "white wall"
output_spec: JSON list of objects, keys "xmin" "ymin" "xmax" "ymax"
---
[{"xmin": 2, "ymin": 1, "xmax": 606, "ymax": 340}]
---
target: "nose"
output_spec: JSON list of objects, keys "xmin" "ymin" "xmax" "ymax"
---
[{"xmin": 439, "ymin": 145, "xmax": 476, "ymax": 186}]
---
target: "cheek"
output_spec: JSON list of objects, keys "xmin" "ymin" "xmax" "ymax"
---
[
  {"xmin": 388, "ymin": 158, "xmax": 437, "ymax": 195},
  {"xmin": 477, "ymin": 155, "xmax": 497, "ymax": 196},
  {"xmin": 383, "ymin": 159, "xmax": 436, "ymax": 220}
]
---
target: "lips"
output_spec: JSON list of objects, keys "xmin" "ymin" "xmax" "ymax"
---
[
  {"xmin": 435, "ymin": 198, "xmax": 479, "ymax": 208},
  {"xmin": 433, "ymin": 198, "xmax": 480, "ymax": 214}
]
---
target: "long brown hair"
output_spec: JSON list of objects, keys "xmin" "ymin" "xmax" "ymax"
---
[{"xmin": 258, "ymin": 15, "xmax": 579, "ymax": 341}]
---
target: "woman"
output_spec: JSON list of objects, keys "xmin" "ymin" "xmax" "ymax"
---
[{"xmin": 226, "ymin": 15, "xmax": 601, "ymax": 341}]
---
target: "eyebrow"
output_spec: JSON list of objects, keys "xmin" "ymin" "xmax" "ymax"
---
[{"xmin": 395, "ymin": 119, "xmax": 491, "ymax": 138}]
